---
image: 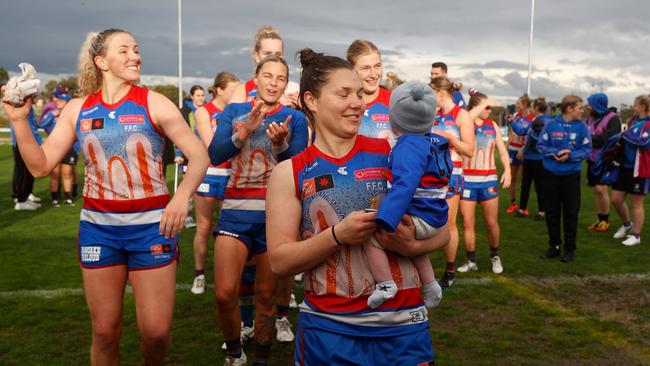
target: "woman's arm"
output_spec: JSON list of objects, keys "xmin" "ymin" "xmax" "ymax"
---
[
  {"xmin": 495, "ymin": 126, "xmax": 512, "ymax": 188},
  {"xmin": 375, "ymin": 218, "xmax": 450, "ymax": 257},
  {"xmin": 2, "ymin": 96, "xmax": 78, "ymax": 177},
  {"xmin": 149, "ymin": 91, "xmax": 209, "ymax": 238},
  {"xmin": 266, "ymin": 160, "xmax": 378, "ymax": 276},
  {"xmin": 454, "ymin": 109, "xmax": 475, "ymax": 157}
]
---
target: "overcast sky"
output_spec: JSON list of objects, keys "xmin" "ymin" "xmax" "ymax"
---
[{"xmin": 2, "ymin": 0, "xmax": 648, "ymax": 106}]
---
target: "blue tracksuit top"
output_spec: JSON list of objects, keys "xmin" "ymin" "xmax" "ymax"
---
[
  {"xmin": 537, "ymin": 115, "xmax": 591, "ymax": 176},
  {"xmin": 375, "ymin": 133, "xmax": 451, "ymax": 232},
  {"xmin": 621, "ymin": 116, "xmax": 650, "ymax": 169},
  {"xmin": 523, "ymin": 114, "xmax": 554, "ymax": 160}
]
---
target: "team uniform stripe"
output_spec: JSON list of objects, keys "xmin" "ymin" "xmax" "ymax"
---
[
  {"xmin": 83, "ymin": 195, "xmax": 169, "ymax": 213},
  {"xmin": 222, "ymin": 199, "xmax": 265, "ymax": 211},
  {"xmin": 80, "ymin": 208, "xmax": 164, "ymax": 226}
]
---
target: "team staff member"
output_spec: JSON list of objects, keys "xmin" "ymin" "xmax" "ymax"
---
[
  {"xmin": 267, "ymin": 47, "xmax": 447, "ymax": 366},
  {"xmin": 516, "ymin": 96, "xmax": 553, "ymax": 219},
  {"xmin": 610, "ymin": 95, "xmax": 650, "ymax": 246},
  {"xmin": 39, "ymin": 86, "xmax": 78, "ymax": 206},
  {"xmin": 506, "ymin": 94, "xmax": 534, "ymax": 214},
  {"xmin": 2, "ymin": 28, "xmax": 208, "ymax": 365},
  {"xmin": 429, "ymin": 76, "xmax": 475, "ymax": 288},
  {"xmin": 209, "ymin": 55, "xmax": 308, "ymax": 365},
  {"xmin": 346, "ymin": 39, "xmax": 393, "ymax": 144},
  {"xmin": 585, "ymin": 93, "xmax": 622, "ymax": 232},
  {"xmin": 538, "ymin": 95, "xmax": 591, "ymax": 263},
  {"xmin": 458, "ymin": 91, "xmax": 511, "ymax": 274},
  {"xmin": 189, "ymin": 72, "xmax": 240, "ymax": 295}
]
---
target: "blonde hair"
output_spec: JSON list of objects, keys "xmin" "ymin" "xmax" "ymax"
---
[
  {"xmin": 253, "ymin": 26, "xmax": 283, "ymax": 54},
  {"xmin": 518, "ymin": 93, "xmax": 532, "ymax": 109},
  {"xmin": 384, "ymin": 72, "xmax": 404, "ymax": 91},
  {"xmin": 634, "ymin": 95, "xmax": 650, "ymax": 114},
  {"xmin": 346, "ymin": 39, "xmax": 380, "ymax": 66},
  {"xmin": 429, "ymin": 76, "xmax": 454, "ymax": 96},
  {"xmin": 77, "ymin": 28, "xmax": 130, "ymax": 96}
]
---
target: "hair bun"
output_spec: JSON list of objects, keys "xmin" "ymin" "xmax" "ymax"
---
[{"xmin": 298, "ymin": 48, "xmax": 323, "ymax": 69}]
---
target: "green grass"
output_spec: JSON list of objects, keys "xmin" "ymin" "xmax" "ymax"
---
[{"xmin": 0, "ymin": 143, "xmax": 649, "ymax": 365}]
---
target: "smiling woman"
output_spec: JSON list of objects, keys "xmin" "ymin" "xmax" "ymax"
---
[{"xmin": 2, "ymin": 28, "xmax": 209, "ymax": 365}]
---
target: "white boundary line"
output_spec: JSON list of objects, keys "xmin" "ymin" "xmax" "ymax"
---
[{"xmin": 1, "ymin": 273, "xmax": 648, "ymax": 299}]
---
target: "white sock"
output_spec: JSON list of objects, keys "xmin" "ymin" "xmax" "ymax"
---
[
  {"xmin": 367, "ymin": 280, "xmax": 398, "ymax": 309},
  {"xmin": 422, "ymin": 281, "xmax": 442, "ymax": 309}
]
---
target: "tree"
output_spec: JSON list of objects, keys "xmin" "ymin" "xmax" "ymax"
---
[
  {"xmin": 0, "ymin": 67, "xmax": 8, "ymax": 86},
  {"xmin": 43, "ymin": 76, "xmax": 79, "ymax": 100}
]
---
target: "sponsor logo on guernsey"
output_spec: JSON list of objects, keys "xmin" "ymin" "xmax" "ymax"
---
[
  {"xmin": 371, "ymin": 114, "xmax": 389, "ymax": 122},
  {"xmin": 551, "ymin": 131, "xmax": 564, "ymax": 138},
  {"xmin": 305, "ymin": 161, "xmax": 319, "ymax": 173},
  {"xmin": 337, "ymin": 166, "xmax": 348, "ymax": 175},
  {"xmin": 354, "ymin": 168, "xmax": 387, "ymax": 181},
  {"xmin": 119, "ymin": 114, "xmax": 145, "ymax": 124},
  {"xmin": 80, "ymin": 118, "xmax": 104, "ymax": 132},
  {"xmin": 108, "ymin": 111, "xmax": 116, "ymax": 119},
  {"xmin": 488, "ymin": 186, "xmax": 497, "ymax": 193},
  {"xmin": 163, "ymin": 244, "xmax": 171, "ymax": 253},
  {"xmin": 150, "ymin": 244, "xmax": 163, "ymax": 255},
  {"xmin": 81, "ymin": 106, "xmax": 99, "ymax": 116},
  {"xmin": 81, "ymin": 246, "xmax": 101, "ymax": 262},
  {"xmin": 302, "ymin": 178, "xmax": 316, "ymax": 199}
]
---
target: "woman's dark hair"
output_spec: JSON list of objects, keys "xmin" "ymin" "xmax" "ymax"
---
[
  {"xmin": 298, "ymin": 48, "xmax": 354, "ymax": 124},
  {"xmin": 189, "ymin": 85, "xmax": 204, "ymax": 96},
  {"xmin": 533, "ymin": 96, "xmax": 548, "ymax": 114},
  {"xmin": 254, "ymin": 55, "xmax": 289, "ymax": 77},
  {"xmin": 518, "ymin": 93, "xmax": 532, "ymax": 109},
  {"xmin": 467, "ymin": 90, "xmax": 488, "ymax": 110}
]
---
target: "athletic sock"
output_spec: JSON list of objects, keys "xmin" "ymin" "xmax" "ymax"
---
[
  {"xmin": 224, "ymin": 337, "xmax": 242, "ymax": 358},
  {"xmin": 275, "ymin": 304, "xmax": 289, "ymax": 319},
  {"xmin": 490, "ymin": 247, "xmax": 499, "ymax": 258},
  {"xmin": 367, "ymin": 280, "xmax": 397, "ymax": 308},
  {"xmin": 194, "ymin": 269, "xmax": 204, "ymax": 277},
  {"xmin": 446, "ymin": 261, "xmax": 456, "ymax": 272},
  {"xmin": 64, "ymin": 191, "xmax": 73, "ymax": 200},
  {"xmin": 72, "ymin": 183, "xmax": 78, "ymax": 199},
  {"xmin": 631, "ymin": 232, "xmax": 640, "ymax": 239},
  {"xmin": 51, "ymin": 191, "xmax": 60, "ymax": 201},
  {"xmin": 422, "ymin": 281, "xmax": 443, "ymax": 308},
  {"xmin": 466, "ymin": 251, "xmax": 477, "ymax": 263},
  {"xmin": 598, "ymin": 213, "xmax": 609, "ymax": 223},
  {"xmin": 624, "ymin": 221, "xmax": 632, "ymax": 228}
]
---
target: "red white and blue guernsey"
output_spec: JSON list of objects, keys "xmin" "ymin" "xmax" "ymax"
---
[
  {"xmin": 508, "ymin": 112, "xmax": 535, "ymax": 151},
  {"xmin": 463, "ymin": 119, "xmax": 499, "ymax": 201},
  {"xmin": 76, "ymin": 86, "xmax": 177, "ymax": 269},
  {"xmin": 359, "ymin": 87, "xmax": 395, "ymax": 146},
  {"xmin": 291, "ymin": 135, "xmax": 429, "ymax": 337},
  {"xmin": 432, "ymin": 104, "xmax": 464, "ymax": 197},
  {"xmin": 196, "ymin": 102, "xmax": 231, "ymax": 199},
  {"xmin": 244, "ymin": 79, "xmax": 257, "ymax": 103}
]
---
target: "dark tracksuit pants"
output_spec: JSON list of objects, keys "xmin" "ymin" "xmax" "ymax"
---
[
  {"xmin": 519, "ymin": 159, "xmax": 545, "ymax": 212},
  {"xmin": 542, "ymin": 169, "xmax": 581, "ymax": 252},
  {"xmin": 12, "ymin": 145, "xmax": 35, "ymax": 203}
]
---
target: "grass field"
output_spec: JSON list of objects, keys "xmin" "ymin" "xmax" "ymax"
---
[{"xmin": 0, "ymin": 142, "xmax": 649, "ymax": 365}]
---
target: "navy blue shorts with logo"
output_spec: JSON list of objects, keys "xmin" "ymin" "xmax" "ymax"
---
[
  {"xmin": 215, "ymin": 218, "xmax": 267, "ymax": 256},
  {"xmin": 78, "ymin": 221, "xmax": 178, "ymax": 270}
]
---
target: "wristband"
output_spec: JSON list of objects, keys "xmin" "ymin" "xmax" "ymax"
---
[{"xmin": 331, "ymin": 224, "xmax": 343, "ymax": 246}]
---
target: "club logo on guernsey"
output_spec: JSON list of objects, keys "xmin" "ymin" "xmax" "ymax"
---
[
  {"xmin": 150, "ymin": 244, "xmax": 163, "ymax": 255},
  {"xmin": 81, "ymin": 246, "xmax": 101, "ymax": 262},
  {"xmin": 80, "ymin": 118, "xmax": 105, "ymax": 133}
]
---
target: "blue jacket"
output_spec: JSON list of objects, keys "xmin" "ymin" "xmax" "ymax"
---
[
  {"xmin": 537, "ymin": 115, "xmax": 591, "ymax": 176},
  {"xmin": 523, "ymin": 114, "xmax": 553, "ymax": 160},
  {"xmin": 375, "ymin": 133, "xmax": 451, "ymax": 232},
  {"xmin": 621, "ymin": 116, "xmax": 650, "ymax": 168},
  {"xmin": 10, "ymin": 108, "xmax": 42, "ymax": 147}
]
